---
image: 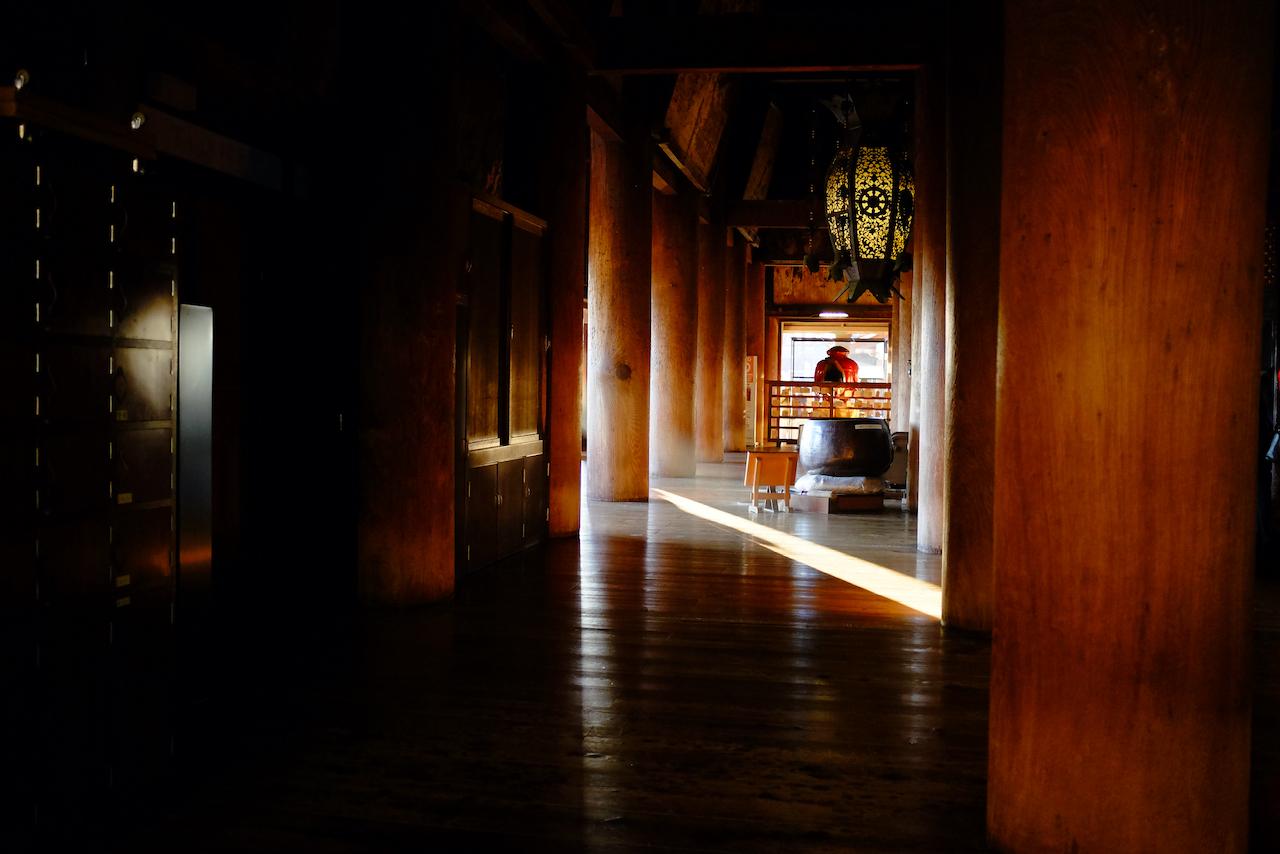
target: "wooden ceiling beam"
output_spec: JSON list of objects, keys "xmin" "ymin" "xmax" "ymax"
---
[
  {"xmin": 526, "ymin": 0, "xmax": 598, "ymax": 68},
  {"xmin": 651, "ymin": 149, "xmax": 688, "ymax": 195},
  {"xmin": 658, "ymin": 73, "xmax": 734, "ymax": 194},
  {"xmin": 466, "ymin": 0, "xmax": 555, "ymax": 64},
  {"xmin": 735, "ymin": 101, "xmax": 784, "ymax": 245},
  {"xmin": 0, "ymin": 87, "xmax": 154, "ymax": 157},
  {"xmin": 586, "ymin": 75, "xmax": 624, "ymax": 142},
  {"xmin": 138, "ymin": 106, "xmax": 285, "ymax": 190},
  {"xmin": 726, "ymin": 199, "xmax": 825, "ymax": 228},
  {"xmin": 592, "ymin": 15, "xmax": 930, "ymax": 75}
]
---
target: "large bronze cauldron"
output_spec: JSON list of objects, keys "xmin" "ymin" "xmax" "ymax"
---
[{"xmin": 798, "ymin": 418, "xmax": 893, "ymax": 477}]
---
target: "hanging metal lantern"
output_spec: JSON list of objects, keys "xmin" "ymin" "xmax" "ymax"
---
[{"xmin": 825, "ymin": 104, "xmax": 914, "ymax": 303}]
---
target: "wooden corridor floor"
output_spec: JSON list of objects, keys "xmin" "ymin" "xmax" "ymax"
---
[{"xmin": 122, "ymin": 460, "xmax": 1280, "ymax": 852}]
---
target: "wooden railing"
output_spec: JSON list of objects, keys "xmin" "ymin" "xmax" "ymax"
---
[{"xmin": 765, "ymin": 380, "xmax": 892, "ymax": 445}]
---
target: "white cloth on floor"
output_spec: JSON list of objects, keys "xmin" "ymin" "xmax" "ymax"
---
[{"xmin": 793, "ymin": 474, "xmax": 885, "ymax": 495}]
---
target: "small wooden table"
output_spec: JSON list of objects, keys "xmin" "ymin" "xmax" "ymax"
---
[{"xmin": 744, "ymin": 449, "xmax": 799, "ymax": 513}]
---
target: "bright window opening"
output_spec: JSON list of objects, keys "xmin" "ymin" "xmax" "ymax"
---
[{"xmin": 780, "ymin": 320, "xmax": 890, "ymax": 381}]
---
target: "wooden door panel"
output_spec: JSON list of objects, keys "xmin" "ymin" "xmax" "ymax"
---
[
  {"xmin": 523, "ymin": 453, "xmax": 546, "ymax": 547},
  {"xmin": 113, "ymin": 347, "xmax": 173, "ymax": 423},
  {"xmin": 40, "ymin": 432, "xmax": 111, "ymax": 517},
  {"xmin": 113, "ymin": 507, "xmax": 172, "ymax": 593},
  {"xmin": 496, "ymin": 459, "xmax": 524, "ymax": 556},
  {"xmin": 113, "ymin": 428, "xmax": 173, "ymax": 506},
  {"xmin": 115, "ymin": 259, "xmax": 176, "ymax": 342},
  {"xmin": 466, "ymin": 464, "xmax": 498, "ymax": 569}
]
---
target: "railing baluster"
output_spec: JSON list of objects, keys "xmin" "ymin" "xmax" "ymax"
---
[{"xmin": 765, "ymin": 380, "xmax": 893, "ymax": 444}]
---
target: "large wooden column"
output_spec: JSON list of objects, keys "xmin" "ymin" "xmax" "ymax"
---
[
  {"xmin": 542, "ymin": 66, "xmax": 588, "ymax": 535},
  {"xmin": 744, "ymin": 255, "xmax": 766, "ymax": 445},
  {"xmin": 891, "ymin": 270, "xmax": 913, "ymax": 435},
  {"xmin": 914, "ymin": 67, "xmax": 948, "ymax": 552},
  {"xmin": 357, "ymin": 11, "xmax": 463, "ymax": 604},
  {"xmin": 723, "ymin": 232, "xmax": 747, "ymax": 452},
  {"xmin": 695, "ymin": 222, "xmax": 726, "ymax": 462},
  {"xmin": 989, "ymin": 2, "xmax": 1272, "ymax": 850},
  {"xmin": 587, "ymin": 128, "xmax": 652, "ymax": 500},
  {"xmin": 764, "ymin": 313, "xmax": 780, "ymax": 385},
  {"xmin": 907, "ymin": 261, "xmax": 923, "ymax": 509},
  {"xmin": 940, "ymin": 8, "xmax": 1001, "ymax": 632},
  {"xmin": 650, "ymin": 190, "xmax": 699, "ymax": 477}
]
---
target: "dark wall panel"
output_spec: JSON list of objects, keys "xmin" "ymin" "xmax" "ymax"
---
[
  {"xmin": 42, "ymin": 342, "xmax": 112, "ymax": 421},
  {"xmin": 467, "ymin": 206, "xmax": 505, "ymax": 450},
  {"xmin": 39, "ymin": 520, "xmax": 111, "ymax": 600},
  {"xmin": 509, "ymin": 223, "xmax": 543, "ymax": 441},
  {"xmin": 40, "ymin": 254, "xmax": 112, "ymax": 337},
  {"xmin": 41, "ymin": 432, "xmax": 111, "ymax": 517}
]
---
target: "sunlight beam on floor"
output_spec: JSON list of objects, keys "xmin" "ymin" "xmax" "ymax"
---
[{"xmin": 650, "ymin": 487, "xmax": 942, "ymax": 620}]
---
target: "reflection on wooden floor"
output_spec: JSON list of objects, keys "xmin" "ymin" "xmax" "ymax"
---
[{"xmin": 123, "ymin": 460, "xmax": 1280, "ymax": 851}]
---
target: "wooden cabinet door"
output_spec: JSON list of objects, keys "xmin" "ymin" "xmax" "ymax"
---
[
  {"xmin": 496, "ymin": 459, "xmax": 525, "ymax": 557},
  {"xmin": 466, "ymin": 464, "xmax": 498, "ymax": 569},
  {"xmin": 523, "ymin": 453, "xmax": 546, "ymax": 547}
]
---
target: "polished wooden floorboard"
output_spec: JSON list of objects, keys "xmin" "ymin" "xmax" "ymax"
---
[{"xmin": 121, "ymin": 460, "xmax": 1279, "ymax": 851}]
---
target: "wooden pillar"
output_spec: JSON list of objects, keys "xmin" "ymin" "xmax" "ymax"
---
[
  {"xmin": 765, "ymin": 313, "xmax": 780, "ymax": 384},
  {"xmin": 723, "ymin": 232, "xmax": 747, "ymax": 452},
  {"xmin": 989, "ymin": 2, "xmax": 1272, "ymax": 850},
  {"xmin": 891, "ymin": 270, "xmax": 913, "ymax": 435},
  {"xmin": 695, "ymin": 222, "xmax": 726, "ymax": 462},
  {"xmin": 542, "ymin": 66, "xmax": 588, "ymax": 535},
  {"xmin": 907, "ymin": 259, "xmax": 923, "ymax": 509},
  {"xmin": 940, "ymin": 6, "xmax": 1001, "ymax": 632},
  {"xmin": 356, "ymin": 11, "xmax": 462, "ymax": 605},
  {"xmin": 914, "ymin": 66, "xmax": 948, "ymax": 552},
  {"xmin": 744, "ymin": 255, "xmax": 765, "ymax": 361},
  {"xmin": 744, "ymin": 255, "xmax": 766, "ymax": 445},
  {"xmin": 586, "ymin": 128, "xmax": 651, "ymax": 501},
  {"xmin": 650, "ymin": 190, "xmax": 699, "ymax": 477}
]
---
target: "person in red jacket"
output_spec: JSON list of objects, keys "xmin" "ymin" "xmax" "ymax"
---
[{"xmin": 813, "ymin": 345, "xmax": 860, "ymax": 383}]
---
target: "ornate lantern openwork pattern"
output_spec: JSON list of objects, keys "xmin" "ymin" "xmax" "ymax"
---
[{"xmin": 825, "ymin": 128, "xmax": 914, "ymax": 303}]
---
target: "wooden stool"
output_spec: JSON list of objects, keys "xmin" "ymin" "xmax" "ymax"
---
[{"xmin": 744, "ymin": 450, "xmax": 798, "ymax": 513}]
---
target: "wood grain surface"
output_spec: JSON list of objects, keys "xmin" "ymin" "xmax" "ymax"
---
[
  {"xmin": 891, "ymin": 270, "xmax": 914, "ymax": 435},
  {"xmin": 989, "ymin": 1, "xmax": 1274, "ymax": 849},
  {"xmin": 650, "ymin": 190, "xmax": 699, "ymax": 477},
  {"xmin": 542, "ymin": 66, "xmax": 589, "ymax": 537},
  {"xmin": 586, "ymin": 129, "xmax": 652, "ymax": 501},
  {"xmin": 696, "ymin": 223, "xmax": 727, "ymax": 462},
  {"xmin": 912, "ymin": 66, "xmax": 948, "ymax": 554},
  {"xmin": 941, "ymin": 4, "xmax": 1001, "ymax": 633},
  {"xmin": 123, "ymin": 463, "xmax": 992, "ymax": 852},
  {"xmin": 723, "ymin": 233, "xmax": 748, "ymax": 452}
]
